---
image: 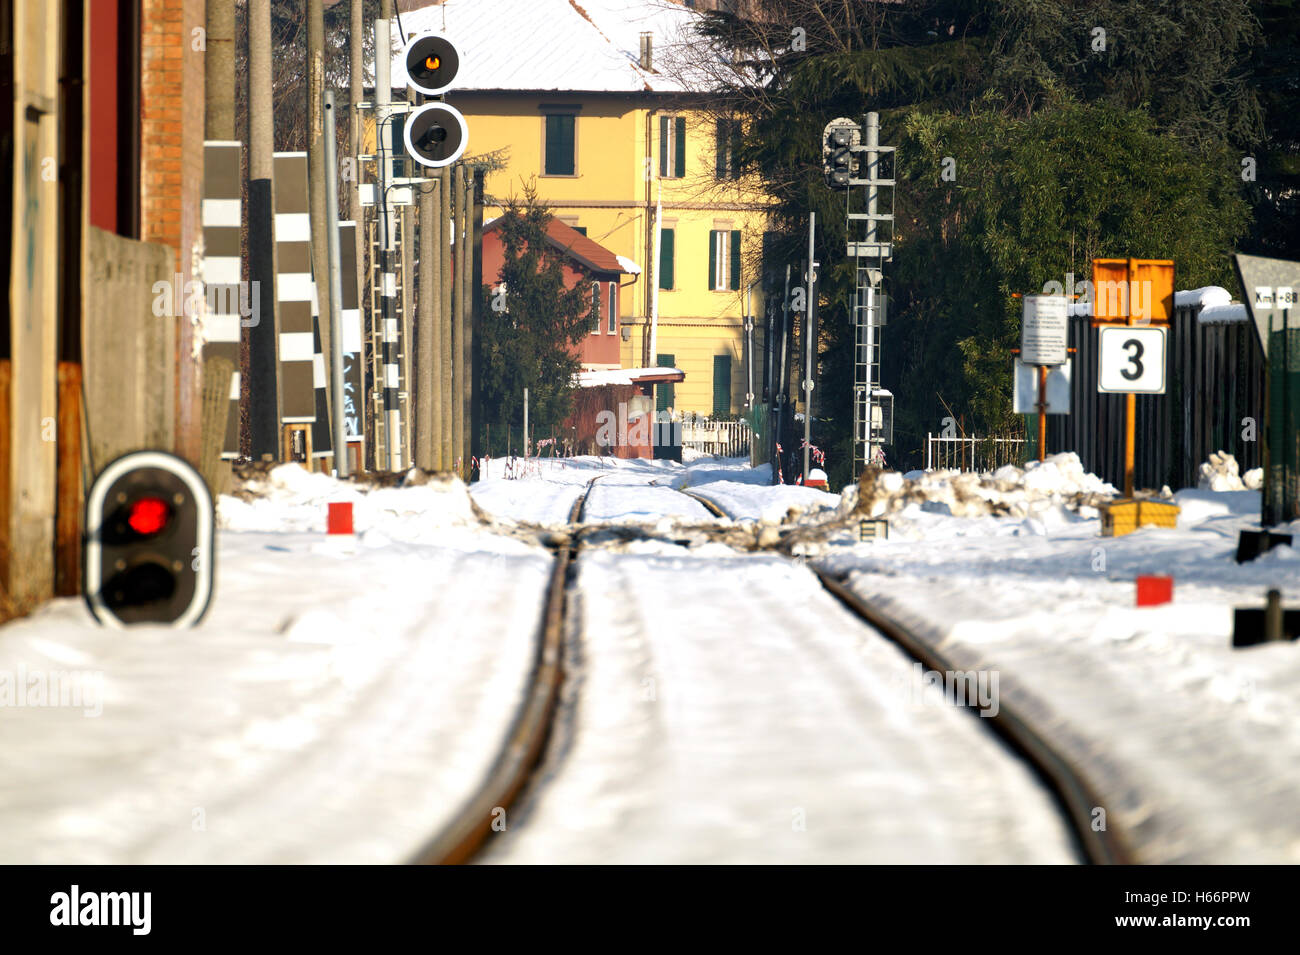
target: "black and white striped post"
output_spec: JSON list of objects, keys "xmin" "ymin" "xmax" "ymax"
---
[
  {"xmin": 272, "ymin": 152, "xmax": 319, "ymax": 447},
  {"xmin": 201, "ymin": 141, "xmax": 244, "ymax": 458},
  {"xmin": 376, "ymin": 17, "xmax": 402, "ymax": 471}
]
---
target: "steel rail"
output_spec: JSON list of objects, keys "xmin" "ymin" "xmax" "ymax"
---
[
  {"xmin": 409, "ymin": 477, "xmax": 596, "ymax": 864},
  {"xmin": 811, "ymin": 567, "xmax": 1136, "ymax": 865}
]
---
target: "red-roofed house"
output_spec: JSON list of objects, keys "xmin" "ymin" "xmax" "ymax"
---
[{"xmin": 480, "ymin": 217, "xmax": 641, "ymax": 371}]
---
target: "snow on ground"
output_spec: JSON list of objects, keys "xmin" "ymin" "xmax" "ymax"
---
[
  {"xmin": 0, "ymin": 466, "xmax": 550, "ymax": 863},
  {"xmin": 470, "ymin": 453, "xmax": 834, "ymax": 525},
  {"xmin": 686, "ymin": 481, "xmax": 839, "ymax": 523},
  {"xmin": 817, "ymin": 470, "xmax": 1300, "ymax": 863},
  {"xmin": 484, "ymin": 549, "xmax": 1077, "ymax": 864}
]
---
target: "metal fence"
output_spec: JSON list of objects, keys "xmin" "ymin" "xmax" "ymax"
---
[
  {"xmin": 925, "ymin": 435, "xmax": 1027, "ymax": 472},
  {"xmin": 1044, "ymin": 300, "xmax": 1264, "ymax": 490},
  {"xmin": 679, "ymin": 413, "xmax": 752, "ymax": 458}
]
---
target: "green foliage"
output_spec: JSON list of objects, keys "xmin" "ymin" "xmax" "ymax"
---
[
  {"xmin": 893, "ymin": 100, "xmax": 1250, "ymax": 443},
  {"xmin": 478, "ymin": 187, "xmax": 595, "ymax": 451},
  {"xmin": 690, "ymin": 0, "xmax": 1267, "ymax": 477}
]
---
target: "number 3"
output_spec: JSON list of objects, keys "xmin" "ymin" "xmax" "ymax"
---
[{"xmin": 1121, "ymin": 338, "xmax": 1144, "ymax": 380}]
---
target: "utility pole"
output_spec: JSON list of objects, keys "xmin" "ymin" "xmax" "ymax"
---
[
  {"xmin": 323, "ymin": 91, "xmax": 349, "ymax": 476},
  {"xmin": 308, "ymin": 0, "xmax": 332, "ymax": 383},
  {"xmin": 470, "ymin": 168, "xmax": 485, "ymax": 471},
  {"xmin": 451, "ymin": 166, "xmax": 464, "ymax": 475},
  {"xmin": 416, "ymin": 141, "xmax": 439, "ymax": 470},
  {"xmin": 774, "ymin": 263, "xmax": 791, "ymax": 477},
  {"xmin": 803, "ymin": 214, "xmax": 817, "ymax": 484},
  {"xmin": 205, "ymin": 0, "xmax": 235, "ymax": 139},
  {"xmin": 439, "ymin": 165, "xmax": 454, "ymax": 469},
  {"xmin": 247, "ymin": 0, "xmax": 281, "ymax": 460},
  {"xmin": 349, "ymin": 0, "xmax": 364, "ymax": 272},
  {"xmin": 454, "ymin": 164, "xmax": 470, "ymax": 475},
  {"xmin": 461, "ymin": 168, "xmax": 474, "ymax": 475}
]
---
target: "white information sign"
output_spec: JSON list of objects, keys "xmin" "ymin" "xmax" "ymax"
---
[
  {"xmin": 1013, "ymin": 358, "xmax": 1071, "ymax": 414},
  {"xmin": 1021, "ymin": 295, "xmax": 1069, "ymax": 366},
  {"xmin": 1098, "ymin": 326, "xmax": 1167, "ymax": 394}
]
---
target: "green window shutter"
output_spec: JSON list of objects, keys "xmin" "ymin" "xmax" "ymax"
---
[
  {"xmin": 708, "ymin": 230, "xmax": 718, "ymax": 290},
  {"xmin": 659, "ymin": 116, "xmax": 669, "ymax": 177},
  {"xmin": 657, "ymin": 353, "xmax": 675, "ymax": 411},
  {"xmin": 674, "ymin": 116, "xmax": 686, "ymax": 177},
  {"xmin": 659, "ymin": 228, "xmax": 674, "ymax": 289},
  {"xmin": 730, "ymin": 230, "xmax": 741, "ymax": 290},
  {"xmin": 545, "ymin": 115, "xmax": 574, "ymax": 175},
  {"xmin": 590, "ymin": 282, "xmax": 600, "ymax": 332},
  {"xmin": 715, "ymin": 119, "xmax": 726, "ymax": 179},
  {"xmin": 713, "ymin": 354, "xmax": 732, "ymax": 416}
]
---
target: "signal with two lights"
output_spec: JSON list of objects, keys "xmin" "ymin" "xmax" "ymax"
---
[
  {"xmin": 84, "ymin": 451, "xmax": 215, "ymax": 628},
  {"xmin": 399, "ymin": 31, "xmax": 469, "ymax": 169}
]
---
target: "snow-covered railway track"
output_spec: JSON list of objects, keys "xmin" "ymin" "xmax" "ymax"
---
[
  {"xmin": 484, "ymin": 547, "xmax": 1083, "ymax": 863},
  {"xmin": 419, "ymin": 476, "xmax": 1127, "ymax": 864},
  {"xmin": 673, "ymin": 486, "xmax": 1129, "ymax": 862},
  {"xmin": 809, "ymin": 570, "xmax": 1135, "ymax": 864},
  {"xmin": 408, "ymin": 479, "xmax": 596, "ymax": 864}
]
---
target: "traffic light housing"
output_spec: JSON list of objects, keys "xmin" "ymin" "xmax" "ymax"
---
[
  {"xmin": 84, "ymin": 451, "xmax": 215, "ymax": 628},
  {"xmin": 403, "ymin": 102, "xmax": 469, "ymax": 168},
  {"xmin": 822, "ymin": 119, "xmax": 860, "ymax": 190},
  {"xmin": 400, "ymin": 32, "xmax": 461, "ymax": 95}
]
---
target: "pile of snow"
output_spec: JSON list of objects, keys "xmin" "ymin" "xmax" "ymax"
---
[
  {"xmin": 218, "ymin": 464, "xmax": 481, "ymax": 540},
  {"xmin": 840, "ymin": 452, "xmax": 1118, "ymax": 520},
  {"xmin": 1197, "ymin": 451, "xmax": 1262, "ymax": 491}
]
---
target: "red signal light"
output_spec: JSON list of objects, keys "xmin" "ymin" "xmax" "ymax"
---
[{"xmin": 127, "ymin": 496, "xmax": 170, "ymax": 536}]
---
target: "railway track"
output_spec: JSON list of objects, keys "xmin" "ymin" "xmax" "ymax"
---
[
  {"xmin": 417, "ymin": 475, "xmax": 1132, "ymax": 864},
  {"xmin": 408, "ymin": 478, "xmax": 594, "ymax": 865},
  {"xmin": 674, "ymin": 483, "xmax": 1132, "ymax": 864}
]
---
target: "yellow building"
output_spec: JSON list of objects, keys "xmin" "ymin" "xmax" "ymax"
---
[{"xmin": 397, "ymin": 0, "xmax": 772, "ymax": 417}]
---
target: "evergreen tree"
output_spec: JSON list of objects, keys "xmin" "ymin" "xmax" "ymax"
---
[
  {"xmin": 478, "ymin": 187, "xmax": 595, "ymax": 452},
  {"xmin": 688, "ymin": 0, "xmax": 1266, "ymax": 480}
]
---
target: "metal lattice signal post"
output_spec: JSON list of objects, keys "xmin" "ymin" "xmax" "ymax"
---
[{"xmin": 826, "ymin": 113, "xmax": 895, "ymax": 475}]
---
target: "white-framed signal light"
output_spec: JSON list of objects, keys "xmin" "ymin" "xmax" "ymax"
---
[
  {"xmin": 84, "ymin": 450, "xmax": 215, "ymax": 629},
  {"xmin": 403, "ymin": 102, "xmax": 469, "ymax": 168},
  {"xmin": 400, "ymin": 32, "xmax": 461, "ymax": 96}
]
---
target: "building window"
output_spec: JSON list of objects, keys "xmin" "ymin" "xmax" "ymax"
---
[
  {"xmin": 659, "ymin": 115, "xmax": 686, "ymax": 178},
  {"xmin": 590, "ymin": 281, "xmax": 601, "ymax": 333},
  {"xmin": 658, "ymin": 228, "xmax": 675, "ymax": 290},
  {"xmin": 708, "ymin": 229, "xmax": 741, "ymax": 290},
  {"xmin": 713, "ymin": 354, "xmax": 732, "ymax": 416},
  {"xmin": 656, "ymin": 354, "xmax": 676, "ymax": 411},
  {"xmin": 607, "ymin": 283, "xmax": 617, "ymax": 333},
  {"xmin": 544, "ymin": 114, "xmax": 576, "ymax": 176},
  {"xmin": 573, "ymin": 226, "xmax": 587, "ymax": 236},
  {"xmin": 715, "ymin": 118, "xmax": 742, "ymax": 179}
]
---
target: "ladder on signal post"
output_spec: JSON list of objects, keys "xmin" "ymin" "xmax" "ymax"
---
[{"xmin": 844, "ymin": 113, "xmax": 895, "ymax": 474}]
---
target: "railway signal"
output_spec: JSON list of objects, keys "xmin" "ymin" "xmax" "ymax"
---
[
  {"xmin": 403, "ymin": 103, "xmax": 469, "ymax": 169},
  {"xmin": 400, "ymin": 32, "xmax": 469, "ymax": 169},
  {"xmin": 400, "ymin": 32, "xmax": 461, "ymax": 96},
  {"xmin": 822, "ymin": 118, "xmax": 859, "ymax": 190},
  {"xmin": 83, "ymin": 451, "xmax": 215, "ymax": 628}
]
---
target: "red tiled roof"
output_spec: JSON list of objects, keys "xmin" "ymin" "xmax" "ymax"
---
[{"xmin": 484, "ymin": 216, "xmax": 634, "ymax": 275}]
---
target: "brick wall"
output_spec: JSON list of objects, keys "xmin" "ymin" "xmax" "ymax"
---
[{"xmin": 139, "ymin": 0, "xmax": 206, "ymax": 463}]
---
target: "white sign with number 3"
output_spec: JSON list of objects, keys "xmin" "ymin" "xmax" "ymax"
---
[{"xmin": 1098, "ymin": 326, "xmax": 1167, "ymax": 394}]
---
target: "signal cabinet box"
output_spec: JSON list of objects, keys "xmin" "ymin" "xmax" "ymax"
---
[{"xmin": 1101, "ymin": 499, "xmax": 1180, "ymax": 537}]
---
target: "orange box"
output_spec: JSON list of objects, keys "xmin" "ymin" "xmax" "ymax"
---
[{"xmin": 1092, "ymin": 258, "xmax": 1174, "ymax": 325}]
